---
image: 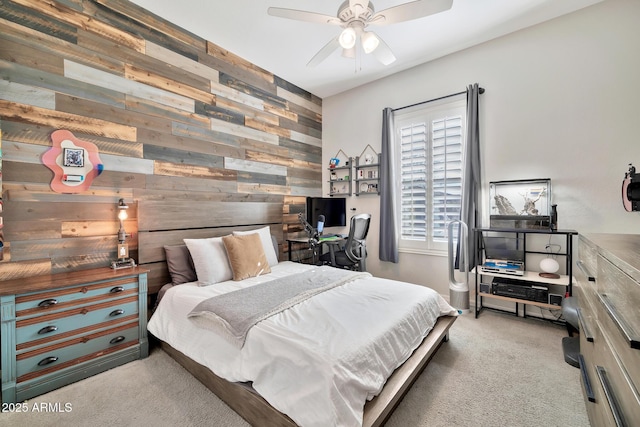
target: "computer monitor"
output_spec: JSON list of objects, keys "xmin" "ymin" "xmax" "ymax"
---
[
  {"xmin": 306, "ymin": 197, "xmax": 346, "ymax": 229},
  {"xmin": 483, "ymin": 236, "xmax": 525, "ymax": 262}
]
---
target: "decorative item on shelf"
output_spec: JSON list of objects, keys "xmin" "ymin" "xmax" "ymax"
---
[
  {"xmin": 330, "ymin": 149, "xmax": 350, "ymax": 168},
  {"xmin": 550, "ymin": 204, "xmax": 558, "ymax": 230},
  {"xmin": 359, "ymin": 144, "xmax": 378, "ymax": 165},
  {"xmin": 111, "ymin": 198, "xmax": 136, "ymax": 270},
  {"xmin": 489, "ymin": 178, "xmax": 552, "ymax": 229},
  {"xmin": 539, "ymin": 241, "xmax": 561, "ymax": 279},
  {"xmin": 330, "ymin": 171, "xmax": 337, "ymax": 181},
  {"xmin": 622, "ymin": 163, "xmax": 640, "ymax": 212},
  {"xmin": 42, "ymin": 130, "xmax": 104, "ymax": 193}
]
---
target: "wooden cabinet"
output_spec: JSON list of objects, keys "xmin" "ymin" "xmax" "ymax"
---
[
  {"xmin": 575, "ymin": 234, "xmax": 640, "ymax": 426},
  {"xmin": 474, "ymin": 228, "xmax": 577, "ymax": 318},
  {"xmin": 1, "ymin": 267, "xmax": 149, "ymax": 403}
]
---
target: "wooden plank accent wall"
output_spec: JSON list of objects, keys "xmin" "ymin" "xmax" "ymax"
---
[{"xmin": 0, "ymin": 0, "xmax": 322, "ymax": 292}]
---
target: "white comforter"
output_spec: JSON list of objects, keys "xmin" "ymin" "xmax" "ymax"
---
[{"xmin": 147, "ymin": 262, "xmax": 457, "ymax": 427}]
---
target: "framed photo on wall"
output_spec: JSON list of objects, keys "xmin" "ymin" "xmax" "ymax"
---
[{"xmin": 63, "ymin": 147, "xmax": 85, "ymax": 168}]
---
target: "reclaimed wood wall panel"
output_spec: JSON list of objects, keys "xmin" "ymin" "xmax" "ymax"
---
[{"xmin": 0, "ymin": 0, "xmax": 322, "ymax": 289}]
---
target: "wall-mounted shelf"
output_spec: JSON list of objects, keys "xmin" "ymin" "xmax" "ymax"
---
[
  {"xmin": 328, "ymin": 154, "xmax": 352, "ymax": 196},
  {"xmin": 355, "ymin": 151, "xmax": 381, "ymax": 196}
]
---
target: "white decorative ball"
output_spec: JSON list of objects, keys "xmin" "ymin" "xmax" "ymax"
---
[{"xmin": 540, "ymin": 258, "xmax": 560, "ymax": 274}]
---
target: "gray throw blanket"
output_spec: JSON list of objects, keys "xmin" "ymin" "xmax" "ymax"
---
[{"xmin": 188, "ymin": 266, "xmax": 371, "ymax": 348}]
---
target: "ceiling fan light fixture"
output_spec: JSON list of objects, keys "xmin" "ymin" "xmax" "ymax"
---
[
  {"xmin": 342, "ymin": 46, "xmax": 356, "ymax": 59},
  {"xmin": 361, "ymin": 31, "xmax": 379, "ymax": 54},
  {"xmin": 338, "ymin": 27, "xmax": 357, "ymax": 49}
]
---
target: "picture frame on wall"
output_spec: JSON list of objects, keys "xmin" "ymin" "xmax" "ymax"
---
[{"xmin": 63, "ymin": 147, "xmax": 85, "ymax": 168}]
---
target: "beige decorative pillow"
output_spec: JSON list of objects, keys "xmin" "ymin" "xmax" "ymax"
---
[
  {"xmin": 233, "ymin": 226, "xmax": 279, "ymax": 267},
  {"xmin": 222, "ymin": 233, "xmax": 272, "ymax": 281}
]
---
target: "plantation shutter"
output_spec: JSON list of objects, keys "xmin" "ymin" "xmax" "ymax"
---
[
  {"xmin": 431, "ymin": 115, "xmax": 463, "ymax": 240},
  {"xmin": 400, "ymin": 123, "xmax": 427, "ymax": 240},
  {"xmin": 399, "ymin": 114, "xmax": 463, "ymax": 242}
]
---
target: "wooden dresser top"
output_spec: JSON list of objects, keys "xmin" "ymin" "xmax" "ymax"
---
[
  {"xmin": 0, "ymin": 267, "xmax": 150, "ymax": 297},
  {"xmin": 583, "ymin": 233, "xmax": 640, "ymax": 282}
]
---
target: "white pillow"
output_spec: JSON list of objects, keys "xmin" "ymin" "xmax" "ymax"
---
[
  {"xmin": 184, "ymin": 237, "xmax": 233, "ymax": 285},
  {"xmin": 233, "ymin": 226, "xmax": 278, "ymax": 267}
]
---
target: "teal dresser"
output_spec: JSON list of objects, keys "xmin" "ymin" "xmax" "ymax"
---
[{"xmin": 1, "ymin": 267, "xmax": 149, "ymax": 403}]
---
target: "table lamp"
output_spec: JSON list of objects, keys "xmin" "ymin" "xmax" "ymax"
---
[{"xmin": 111, "ymin": 198, "xmax": 136, "ymax": 269}]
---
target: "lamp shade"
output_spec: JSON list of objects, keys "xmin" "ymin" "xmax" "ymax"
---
[
  {"xmin": 361, "ymin": 31, "xmax": 379, "ymax": 54},
  {"xmin": 540, "ymin": 258, "xmax": 560, "ymax": 274},
  {"xmin": 338, "ymin": 27, "xmax": 356, "ymax": 49}
]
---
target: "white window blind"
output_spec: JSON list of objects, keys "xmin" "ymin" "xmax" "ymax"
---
[{"xmin": 396, "ymin": 99, "xmax": 465, "ymax": 253}]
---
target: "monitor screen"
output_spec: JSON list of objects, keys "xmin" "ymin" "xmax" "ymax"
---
[
  {"xmin": 483, "ymin": 236, "xmax": 525, "ymax": 262},
  {"xmin": 306, "ymin": 197, "xmax": 347, "ymax": 228}
]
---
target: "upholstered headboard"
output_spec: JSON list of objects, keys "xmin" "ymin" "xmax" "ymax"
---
[{"xmin": 137, "ymin": 199, "xmax": 283, "ymax": 295}]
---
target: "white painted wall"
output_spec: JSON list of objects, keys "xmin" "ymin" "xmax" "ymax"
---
[{"xmin": 322, "ymin": 0, "xmax": 640, "ymax": 299}]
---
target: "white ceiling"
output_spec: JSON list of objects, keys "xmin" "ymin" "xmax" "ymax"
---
[{"xmin": 129, "ymin": 0, "xmax": 603, "ymax": 98}]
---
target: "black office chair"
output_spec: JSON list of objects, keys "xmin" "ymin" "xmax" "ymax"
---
[
  {"xmin": 321, "ymin": 213, "xmax": 371, "ymax": 271},
  {"xmin": 562, "ymin": 296, "xmax": 580, "ymax": 368}
]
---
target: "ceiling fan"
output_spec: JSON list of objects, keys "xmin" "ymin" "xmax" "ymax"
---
[{"xmin": 268, "ymin": 0, "xmax": 454, "ymax": 67}]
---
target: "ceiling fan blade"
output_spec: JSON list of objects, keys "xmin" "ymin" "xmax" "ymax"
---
[
  {"xmin": 268, "ymin": 7, "xmax": 341, "ymax": 25},
  {"xmin": 370, "ymin": 0, "xmax": 453, "ymax": 26},
  {"xmin": 371, "ymin": 35, "xmax": 396, "ymax": 65},
  {"xmin": 307, "ymin": 37, "xmax": 341, "ymax": 67}
]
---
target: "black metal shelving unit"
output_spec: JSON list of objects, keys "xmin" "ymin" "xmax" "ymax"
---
[{"xmin": 474, "ymin": 227, "xmax": 578, "ymax": 319}]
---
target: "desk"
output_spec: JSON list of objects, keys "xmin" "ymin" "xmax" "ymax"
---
[
  {"xmin": 287, "ymin": 237, "xmax": 313, "ymax": 262},
  {"xmin": 286, "ymin": 237, "xmax": 346, "ymax": 265}
]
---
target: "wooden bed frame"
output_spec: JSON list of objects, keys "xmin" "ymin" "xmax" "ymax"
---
[
  {"xmin": 159, "ymin": 315, "xmax": 456, "ymax": 427},
  {"xmin": 138, "ymin": 199, "xmax": 457, "ymax": 426}
]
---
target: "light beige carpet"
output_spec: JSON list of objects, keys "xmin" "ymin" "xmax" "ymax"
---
[{"xmin": 2, "ymin": 310, "xmax": 589, "ymax": 426}]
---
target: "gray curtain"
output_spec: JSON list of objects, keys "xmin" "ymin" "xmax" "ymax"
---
[
  {"xmin": 460, "ymin": 83, "xmax": 482, "ymax": 270},
  {"xmin": 379, "ymin": 107, "xmax": 399, "ymax": 263}
]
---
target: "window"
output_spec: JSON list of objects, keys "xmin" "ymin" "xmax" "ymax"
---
[{"xmin": 395, "ymin": 99, "xmax": 466, "ymax": 253}]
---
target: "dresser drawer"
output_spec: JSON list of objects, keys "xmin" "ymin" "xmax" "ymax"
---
[
  {"xmin": 593, "ymin": 327, "xmax": 640, "ymax": 426},
  {"xmin": 15, "ymin": 297, "xmax": 139, "ymax": 347},
  {"xmin": 15, "ymin": 277, "xmax": 138, "ymax": 317},
  {"xmin": 579, "ymin": 235, "xmax": 598, "ymax": 279},
  {"xmin": 596, "ymin": 255, "xmax": 640, "ymax": 380},
  {"xmin": 16, "ymin": 323, "xmax": 140, "ymax": 382},
  {"xmin": 577, "ymin": 236, "xmax": 599, "ymax": 308}
]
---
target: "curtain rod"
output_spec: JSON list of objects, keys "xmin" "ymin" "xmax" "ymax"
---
[{"xmin": 392, "ymin": 87, "xmax": 485, "ymax": 112}]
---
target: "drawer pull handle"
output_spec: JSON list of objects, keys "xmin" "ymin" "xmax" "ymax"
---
[
  {"xmin": 38, "ymin": 299, "xmax": 58, "ymax": 308},
  {"xmin": 110, "ymin": 286, "xmax": 125, "ymax": 293},
  {"xmin": 578, "ymin": 355, "xmax": 595, "ymax": 402},
  {"xmin": 576, "ymin": 308, "xmax": 594, "ymax": 343},
  {"xmin": 37, "ymin": 356, "xmax": 58, "ymax": 366},
  {"xmin": 37, "ymin": 325, "xmax": 58, "ymax": 335},
  {"xmin": 110, "ymin": 336, "xmax": 126, "ymax": 345},
  {"xmin": 109, "ymin": 309, "xmax": 125, "ymax": 317},
  {"xmin": 599, "ymin": 293, "xmax": 640, "ymax": 350},
  {"xmin": 576, "ymin": 261, "xmax": 595, "ymax": 282},
  {"xmin": 596, "ymin": 366, "xmax": 627, "ymax": 427}
]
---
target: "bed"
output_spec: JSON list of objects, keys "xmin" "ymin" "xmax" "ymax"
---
[{"xmin": 138, "ymin": 200, "xmax": 457, "ymax": 427}]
